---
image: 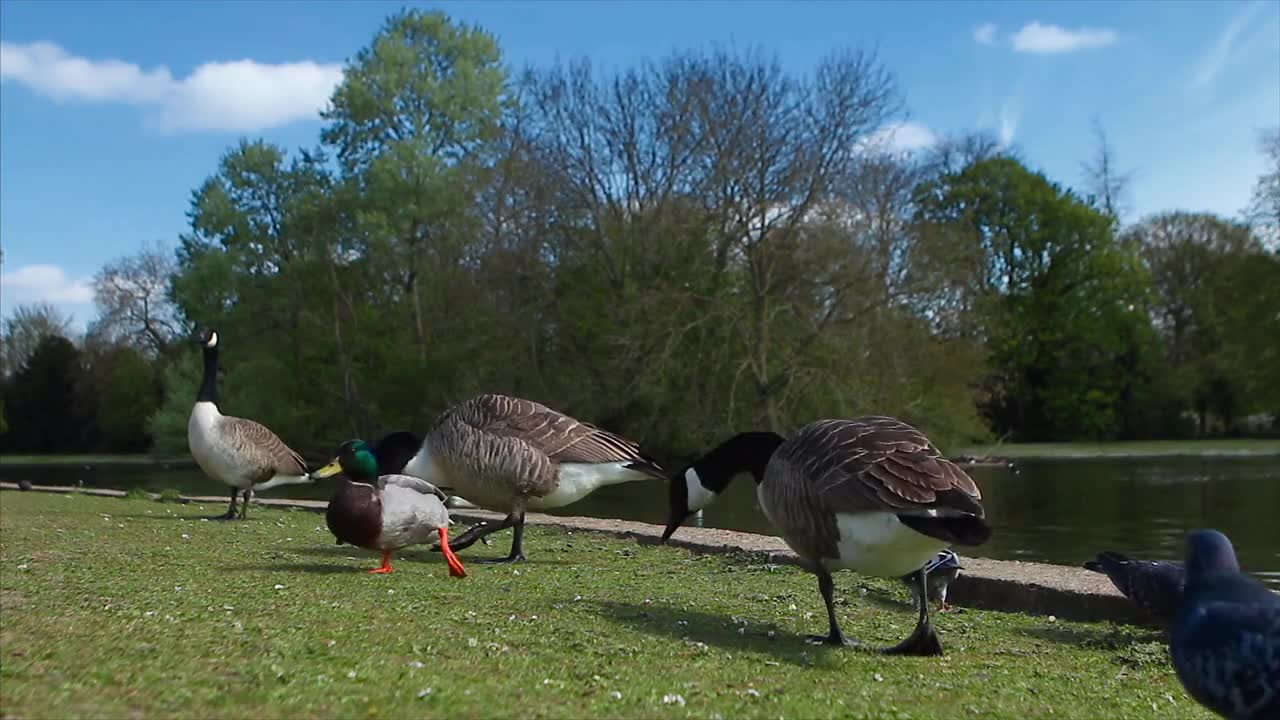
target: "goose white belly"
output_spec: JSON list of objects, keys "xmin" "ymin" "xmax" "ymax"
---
[
  {"xmin": 755, "ymin": 483, "xmax": 945, "ymax": 578},
  {"xmin": 187, "ymin": 402, "xmax": 251, "ymax": 489},
  {"xmin": 824, "ymin": 512, "xmax": 948, "ymax": 577},
  {"xmin": 528, "ymin": 462, "xmax": 646, "ymax": 510}
]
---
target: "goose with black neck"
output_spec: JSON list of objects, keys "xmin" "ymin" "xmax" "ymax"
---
[
  {"xmin": 186, "ymin": 328, "xmax": 314, "ymax": 520},
  {"xmin": 663, "ymin": 417, "xmax": 991, "ymax": 656}
]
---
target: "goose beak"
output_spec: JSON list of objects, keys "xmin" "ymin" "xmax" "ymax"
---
[{"xmin": 310, "ymin": 460, "xmax": 343, "ymax": 480}]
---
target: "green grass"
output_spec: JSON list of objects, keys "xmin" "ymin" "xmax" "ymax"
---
[
  {"xmin": 1, "ymin": 493, "xmax": 1208, "ymax": 719},
  {"xmin": 0, "ymin": 454, "xmax": 192, "ymax": 466},
  {"xmin": 956, "ymin": 438, "xmax": 1280, "ymax": 459}
]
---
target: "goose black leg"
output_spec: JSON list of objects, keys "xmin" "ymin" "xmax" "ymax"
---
[
  {"xmin": 481, "ymin": 513, "xmax": 526, "ymax": 564},
  {"xmin": 434, "ymin": 510, "xmax": 526, "ymax": 562},
  {"xmin": 883, "ymin": 567, "xmax": 944, "ymax": 656},
  {"xmin": 238, "ymin": 489, "xmax": 252, "ymax": 520},
  {"xmin": 806, "ymin": 569, "xmax": 857, "ymax": 647},
  {"xmin": 213, "ymin": 488, "xmax": 239, "ymax": 520}
]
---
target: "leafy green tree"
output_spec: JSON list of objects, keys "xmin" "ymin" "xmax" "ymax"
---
[
  {"xmin": 916, "ymin": 157, "xmax": 1156, "ymax": 440},
  {"xmin": 1126, "ymin": 212, "xmax": 1280, "ymax": 434},
  {"xmin": 1, "ymin": 335, "xmax": 89, "ymax": 452},
  {"xmin": 84, "ymin": 343, "xmax": 161, "ymax": 451},
  {"xmin": 1, "ymin": 303, "xmax": 73, "ymax": 379}
]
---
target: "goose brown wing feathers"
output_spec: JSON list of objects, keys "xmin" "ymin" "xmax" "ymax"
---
[
  {"xmin": 444, "ymin": 394, "xmax": 662, "ymax": 471},
  {"xmin": 219, "ymin": 416, "xmax": 307, "ymax": 481},
  {"xmin": 781, "ymin": 417, "xmax": 982, "ymax": 516}
]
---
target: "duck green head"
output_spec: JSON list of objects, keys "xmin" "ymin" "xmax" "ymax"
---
[{"xmin": 311, "ymin": 439, "xmax": 378, "ymax": 483}]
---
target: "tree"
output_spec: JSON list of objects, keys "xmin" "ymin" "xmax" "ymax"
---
[
  {"xmin": 916, "ymin": 157, "xmax": 1156, "ymax": 440},
  {"xmin": 1080, "ymin": 118, "xmax": 1133, "ymax": 226},
  {"xmin": 1125, "ymin": 212, "xmax": 1280, "ymax": 434},
  {"xmin": 1246, "ymin": 127, "xmax": 1280, "ymax": 249},
  {"xmin": 1, "ymin": 303, "xmax": 73, "ymax": 378},
  {"xmin": 89, "ymin": 241, "xmax": 183, "ymax": 357},
  {"xmin": 321, "ymin": 8, "xmax": 508, "ymax": 368},
  {"xmin": 83, "ymin": 343, "xmax": 162, "ymax": 451},
  {"xmin": 1, "ymin": 335, "xmax": 89, "ymax": 452}
]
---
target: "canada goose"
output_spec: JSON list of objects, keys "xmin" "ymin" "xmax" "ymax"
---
[
  {"xmin": 662, "ymin": 417, "xmax": 991, "ymax": 656},
  {"xmin": 900, "ymin": 549, "xmax": 963, "ymax": 612},
  {"xmin": 1169, "ymin": 529, "xmax": 1279, "ymax": 720},
  {"xmin": 367, "ymin": 394, "xmax": 666, "ymax": 563},
  {"xmin": 187, "ymin": 329, "xmax": 313, "ymax": 519},
  {"xmin": 1083, "ymin": 551, "xmax": 1184, "ymax": 627},
  {"xmin": 311, "ymin": 440, "xmax": 467, "ymax": 578}
]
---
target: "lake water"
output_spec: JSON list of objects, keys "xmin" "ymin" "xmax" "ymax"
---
[{"xmin": 4, "ymin": 455, "xmax": 1277, "ymax": 587}]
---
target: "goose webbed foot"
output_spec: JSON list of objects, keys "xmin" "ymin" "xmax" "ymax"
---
[
  {"xmin": 478, "ymin": 552, "xmax": 526, "ymax": 565},
  {"xmin": 805, "ymin": 631, "xmax": 859, "ymax": 647},
  {"xmin": 436, "ymin": 522, "xmax": 493, "ymax": 553},
  {"xmin": 882, "ymin": 619, "xmax": 943, "ymax": 656}
]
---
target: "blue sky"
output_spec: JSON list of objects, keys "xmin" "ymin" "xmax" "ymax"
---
[{"xmin": 2, "ymin": 0, "xmax": 1278, "ymax": 328}]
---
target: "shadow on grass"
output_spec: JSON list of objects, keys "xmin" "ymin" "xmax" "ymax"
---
[
  {"xmin": 223, "ymin": 562, "xmax": 361, "ymax": 575},
  {"xmin": 588, "ymin": 599, "xmax": 862, "ymax": 666},
  {"xmin": 286, "ymin": 545, "xmax": 576, "ymax": 566},
  {"xmin": 1016, "ymin": 622, "xmax": 1165, "ymax": 650}
]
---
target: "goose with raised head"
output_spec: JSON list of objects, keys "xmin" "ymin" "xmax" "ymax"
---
[
  {"xmin": 187, "ymin": 329, "xmax": 313, "ymax": 519},
  {"xmin": 662, "ymin": 417, "xmax": 991, "ymax": 656},
  {"xmin": 347, "ymin": 394, "xmax": 666, "ymax": 563},
  {"xmin": 311, "ymin": 440, "xmax": 467, "ymax": 578},
  {"xmin": 1170, "ymin": 529, "xmax": 1279, "ymax": 720}
]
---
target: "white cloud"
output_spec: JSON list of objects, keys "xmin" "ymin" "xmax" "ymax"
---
[
  {"xmin": 1010, "ymin": 22, "xmax": 1118, "ymax": 54},
  {"xmin": 998, "ymin": 100, "xmax": 1020, "ymax": 148},
  {"xmin": 0, "ymin": 264, "xmax": 93, "ymax": 304},
  {"xmin": 973, "ymin": 23, "xmax": 998, "ymax": 46},
  {"xmin": 0, "ymin": 41, "xmax": 342, "ymax": 132},
  {"xmin": 860, "ymin": 121, "xmax": 938, "ymax": 154},
  {"xmin": 1190, "ymin": 1, "xmax": 1273, "ymax": 89}
]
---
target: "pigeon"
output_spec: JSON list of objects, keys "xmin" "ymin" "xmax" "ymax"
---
[
  {"xmin": 1084, "ymin": 550, "xmax": 1185, "ymax": 627},
  {"xmin": 1169, "ymin": 529, "xmax": 1279, "ymax": 720}
]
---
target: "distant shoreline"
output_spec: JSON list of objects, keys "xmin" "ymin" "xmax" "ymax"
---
[
  {"xmin": 953, "ymin": 439, "xmax": 1280, "ymax": 461},
  {"xmin": 4, "ymin": 439, "xmax": 1278, "ymax": 469}
]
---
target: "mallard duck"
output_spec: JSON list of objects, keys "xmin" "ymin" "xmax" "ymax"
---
[
  {"xmin": 1170, "ymin": 529, "xmax": 1279, "ymax": 719},
  {"xmin": 311, "ymin": 440, "xmax": 466, "ymax": 577},
  {"xmin": 1083, "ymin": 550, "xmax": 1184, "ymax": 627},
  {"xmin": 187, "ymin": 329, "xmax": 313, "ymax": 519},
  {"xmin": 900, "ymin": 549, "xmax": 964, "ymax": 612},
  {"xmin": 662, "ymin": 417, "xmax": 991, "ymax": 656},
  {"xmin": 359, "ymin": 394, "xmax": 665, "ymax": 563}
]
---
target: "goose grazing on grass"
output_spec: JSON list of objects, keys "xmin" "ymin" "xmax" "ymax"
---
[
  {"xmin": 311, "ymin": 440, "xmax": 466, "ymax": 578},
  {"xmin": 1083, "ymin": 551, "xmax": 1184, "ymax": 627},
  {"xmin": 187, "ymin": 329, "xmax": 313, "ymax": 519},
  {"xmin": 367, "ymin": 394, "xmax": 666, "ymax": 563},
  {"xmin": 900, "ymin": 549, "xmax": 964, "ymax": 612},
  {"xmin": 662, "ymin": 417, "xmax": 991, "ymax": 656},
  {"xmin": 1170, "ymin": 529, "xmax": 1279, "ymax": 720}
]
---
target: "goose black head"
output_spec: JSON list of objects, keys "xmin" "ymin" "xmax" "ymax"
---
[
  {"xmin": 372, "ymin": 431, "xmax": 425, "ymax": 475},
  {"xmin": 662, "ymin": 431, "xmax": 785, "ymax": 543},
  {"xmin": 193, "ymin": 327, "xmax": 218, "ymax": 349},
  {"xmin": 312, "ymin": 439, "xmax": 379, "ymax": 484}
]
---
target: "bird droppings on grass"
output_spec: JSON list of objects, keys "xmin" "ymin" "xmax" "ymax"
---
[{"xmin": 0, "ymin": 492, "xmax": 1215, "ymax": 719}]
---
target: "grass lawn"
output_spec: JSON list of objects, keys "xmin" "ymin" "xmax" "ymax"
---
[
  {"xmin": 956, "ymin": 438, "xmax": 1280, "ymax": 459},
  {"xmin": 1, "ymin": 493, "xmax": 1207, "ymax": 719}
]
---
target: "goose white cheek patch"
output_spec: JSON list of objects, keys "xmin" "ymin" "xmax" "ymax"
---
[{"xmin": 684, "ymin": 468, "xmax": 717, "ymax": 512}]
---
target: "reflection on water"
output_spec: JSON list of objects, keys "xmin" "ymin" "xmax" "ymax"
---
[{"xmin": 4, "ymin": 455, "xmax": 1277, "ymax": 587}]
